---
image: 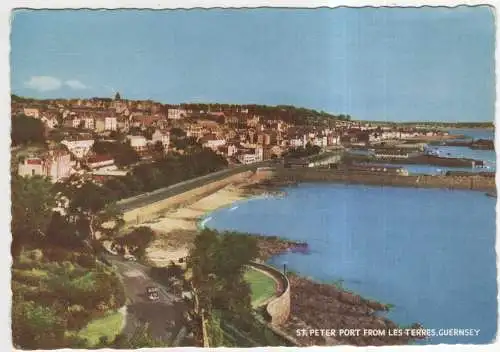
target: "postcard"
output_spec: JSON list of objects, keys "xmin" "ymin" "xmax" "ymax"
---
[{"xmin": 8, "ymin": 4, "xmax": 497, "ymax": 350}]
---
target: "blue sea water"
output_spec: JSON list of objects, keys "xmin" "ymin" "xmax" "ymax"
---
[
  {"xmin": 405, "ymin": 128, "xmax": 496, "ymax": 175},
  {"xmin": 204, "ymin": 183, "xmax": 497, "ymax": 344},
  {"xmin": 447, "ymin": 128, "xmax": 495, "ymax": 141}
]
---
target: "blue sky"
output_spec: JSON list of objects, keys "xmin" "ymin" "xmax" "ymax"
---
[{"xmin": 10, "ymin": 7, "xmax": 495, "ymax": 122}]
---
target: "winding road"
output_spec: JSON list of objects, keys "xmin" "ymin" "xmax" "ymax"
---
[{"xmin": 108, "ymin": 256, "xmax": 189, "ymax": 346}]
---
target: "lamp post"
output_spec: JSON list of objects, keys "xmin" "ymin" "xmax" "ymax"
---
[{"xmin": 283, "ymin": 261, "xmax": 288, "ymax": 276}]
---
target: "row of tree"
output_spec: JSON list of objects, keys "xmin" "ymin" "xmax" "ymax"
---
[{"xmin": 102, "ymin": 148, "xmax": 228, "ymax": 200}]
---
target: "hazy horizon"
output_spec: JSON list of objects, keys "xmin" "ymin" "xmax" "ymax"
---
[{"xmin": 10, "ymin": 7, "xmax": 495, "ymax": 122}]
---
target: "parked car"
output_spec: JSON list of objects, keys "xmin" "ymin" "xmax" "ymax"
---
[
  {"xmin": 124, "ymin": 254, "xmax": 137, "ymax": 261},
  {"xmin": 146, "ymin": 286, "xmax": 160, "ymax": 301}
]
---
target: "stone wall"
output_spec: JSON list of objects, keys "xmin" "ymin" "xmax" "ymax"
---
[
  {"xmin": 249, "ymin": 262, "xmax": 290, "ymax": 326},
  {"xmin": 273, "ymin": 168, "xmax": 496, "ymax": 191},
  {"xmin": 122, "ymin": 171, "xmax": 254, "ymax": 224}
]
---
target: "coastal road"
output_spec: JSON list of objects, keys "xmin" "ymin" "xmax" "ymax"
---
[
  {"xmin": 108, "ymin": 256, "xmax": 188, "ymax": 345},
  {"xmin": 116, "ymin": 160, "xmax": 275, "ymax": 212}
]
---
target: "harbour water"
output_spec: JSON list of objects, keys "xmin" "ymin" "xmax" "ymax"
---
[
  {"xmin": 403, "ymin": 128, "xmax": 495, "ymax": 175},
  {"xmin": 204, "ymin": 183, "xmax": 497, "ymax": 344}
]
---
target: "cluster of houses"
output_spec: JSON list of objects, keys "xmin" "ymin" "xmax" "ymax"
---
[{"xmin": 12, "ymin": 95, "xmax": 450, "ymax": 184}]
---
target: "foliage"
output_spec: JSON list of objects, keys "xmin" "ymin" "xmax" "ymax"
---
[
  {"xmin": 11, "ymin": 257, "xmax": 126, "ymax": 349},
  {"xmin": 11, "ymin": 114, "xmax": 46, "ymax": 146},
  {"xmin": 91, "ymin": 140, "xmax": 140, "ymax": 167},
  {"xmin": 105, "ymin": 323, "xmax": 167, "ymax": 348},
  {"xmin": 103, "ymin": 148, "xmax": 227, "ymax": 200},
  {"xmin": 284, "ymin": 143, "xmax": 321, "ymax": 158},
  {"xmin": 187, "ymin": 229, "xmax": 259, "ymax": 320},
  {"xmin": 77, "ymin": 311, "xmax": 123, "ymax": 347},
  {"xmin": 11, "ymin": 174, "xmax": 56, "ymax": 257},
  {"xmin": 56, "ymin": 175, "xmax": 124, "ymax": 244},
  {"xmin": 114, "ymin": 226, "xmax": 155, "ymax": 259},
  {"xmin": 150, "ymin": 261, "xmax": 184, "ymax": 282}
]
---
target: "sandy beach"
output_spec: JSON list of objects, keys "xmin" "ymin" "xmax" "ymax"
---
[{"xmin": 137, "ymin": 179, "xmax": 260, "ymax": 267}]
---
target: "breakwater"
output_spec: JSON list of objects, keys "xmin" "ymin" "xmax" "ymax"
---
[{"xmin": 269, "ymin": 168, "xmax": 496, "ymax": 191}]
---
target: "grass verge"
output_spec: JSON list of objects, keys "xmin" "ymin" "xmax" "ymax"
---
[
  {"xmin": 244, "ymin": 268, "xmax": 277, "ymax": 307},
  {"xmin": 77, "ymin": 311, "xmax": 123, "ymax": 347}
]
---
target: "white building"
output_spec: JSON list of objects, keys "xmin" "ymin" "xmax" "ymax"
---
[
  {"xmin": 255, "ymin": 146, "xmax": 263, "ymax": 162},
  {"xmin": 105, "ymin": 117, "xmax": 118, "ymax": 131},
  {"xmin": 87, "ymin": 155, "xmax": 116, "ymax": 171},
  {"xmin": 289, "ymin": 137, "xmax": 304, "ymax": 148},
  {"xmin": 83, "ymin": 117, "xmax": 95, "ymax": 130},
  {"xmin": 23, "ymin": 108, "xmax": 40, "ymax": 119},
  {"xmin": 200, "ymin": 135, "xmax": 226, "ymax": 150},
  {"xmin": 151, "ymin": 129, "xmax": 170, "ymax": 152},
  {"xmin": 71, "ymin": 117, "xmax": 82, "ymax": 129},
  {"xmin": 41, "ymin": 115, "xmax": 59, "ymax": 129},
  {"xmin": 126, "ymin": 135, "xmax": 148, "ymax": 152},
  {"xmin": 237, "ymin": 146, "xmax": 263, "ymax": 164},
  {"xmin": 18, "ymin": 150, "xmax": 73, "ymax": 183},
  {"xmin": 61, "ymin": 139, "xmax": 95, "ymax": 159},
  {"xmin": 168, "ymin": 108, "xmax": 187, "ymax": 120},
  {"xmin": 238, "ymin": 153, "xmax": 259, "ymax": 164}
]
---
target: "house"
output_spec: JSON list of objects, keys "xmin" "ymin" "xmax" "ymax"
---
[
  {"xmin": 186, "ymin": 124, "xmax": 204, "ymax": 138},
  {"xmin": 200, "ymin": 135, "xmax": 226, "ymax": 150},
  {"xmin": 126, "ymin": 135, "xmax": 148, "ymax": 153},
  {"xmin": 23, "ymin": 108, "xmax": 40, "ymax": 119},
  {"xmin": 40, "ymin": 115, "xmax": 59, "ymax": 129},
  {"xmin": 87, "ymin": 155, "xmax": 116, "ymax": 171},
  {"xmin": 105, "ymin": 116, "xmax": 118, "ymax": 131},
  {"xmin": 327, "ymin": 134, "xmax": 341, "ymax": 146},
  {"xmin": 18, "ymin": 149, "xmax": 73, "ymax": 182},
  {"xmin": 61, "ymin": 139, "xmax": 95, "ymax": 159},
  {"xmin": 289, "ymin": 136, "xmax": 304, "ymax": 148},
  {"xmin": 151, "ymin": 129, "xmax": 170, "ymax": 152},
  {"xmin": 95, "ymin": 117, "xmax": 106, "ymax": 132},
  {"xmin": 168, "ymin": 108, "xmax": 187, "ymax": 120},
  {"xmin": 236, "ymin": 146, "xmax": 263, "ymax": 164},
  {"xmin": 237, "ymin": 153, "xmax": 259, "ymax": 164},
  {"xmin": 83, "ymin": 117, "xmax": 95, "ymax": 130},
  {"xmin": 18, "ymin": 157, "xmax": 43, "ymax": 177},
  {"xmin": 117, "ymin": 116, "xmax": 130, "ymax": 132}
]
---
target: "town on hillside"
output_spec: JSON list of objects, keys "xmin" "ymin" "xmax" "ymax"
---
[{"xmin": 13, "ymin": 92, "xmax": 490, "ymax": 184}]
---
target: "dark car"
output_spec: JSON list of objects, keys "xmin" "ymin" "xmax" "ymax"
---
[{"xmin": 146, "ymin": 286, "xmax": 160, "ymax": 301}]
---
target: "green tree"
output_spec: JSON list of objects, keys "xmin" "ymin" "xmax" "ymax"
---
[
  {"xmin": 12, "ymin": 298, "xmax": 68, "ymax": 349},
  {"xmin": 187, "ymin": 229, "xmax": 258, "ymax": 319},
  {"xmin": 11, "ymin": 175, "xmax": 56, "ymax": 257},
  {"xmin": 57, "ymin": 175, "xmax": 124, "ymax": 248},
  {"xmin": 114, "ymin": 226, "xmax": 155, "ymax": 259},
  {"xmin": 92, "ymin": 141, "xmax": 140, "ymax": 167},
  {"xmin": 11, "ymin": 114, "xmax": 46, "ymax": 146}
]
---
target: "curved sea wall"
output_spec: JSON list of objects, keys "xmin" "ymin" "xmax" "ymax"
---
[
  {"xmin": 121, "ymin": 170, "xmax": 254, "ymax": 224},
  {"xmin": 249, "ymin": 261, "xmax": 290, "ymax": 326},
  {"xmin": 272, "ymin": 168, "xmax": 496, "ymax": 191}
]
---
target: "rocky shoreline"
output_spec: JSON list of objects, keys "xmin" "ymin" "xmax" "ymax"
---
[{"xmin": 251, "ymin": 235, "xmax": 425, "ymax": 346}]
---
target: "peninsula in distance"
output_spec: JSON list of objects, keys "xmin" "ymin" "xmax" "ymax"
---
[{"xmin": 9, "ymin": 6, "xmax": 496, "ymax": 349}]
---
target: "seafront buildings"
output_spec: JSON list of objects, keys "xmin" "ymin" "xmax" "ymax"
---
[{"xmin": 11, "ymin": 93, "xmax": 492, "ymax": 184}]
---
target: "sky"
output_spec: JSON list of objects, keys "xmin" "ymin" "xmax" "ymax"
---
[{"xmin": 10, "ymin": 7, "xmax": 495, "ymax": 122}]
